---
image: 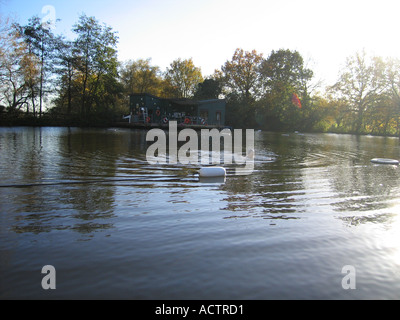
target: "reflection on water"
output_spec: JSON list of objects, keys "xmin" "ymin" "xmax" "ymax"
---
[{"xmin": 1, "ymin": 127, "xmax": 400, "ymax": 299}]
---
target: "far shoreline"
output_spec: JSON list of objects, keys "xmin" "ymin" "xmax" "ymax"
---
[{"xmin": 1, "ymin": 121, "xmax": 400, "ymax": 139}]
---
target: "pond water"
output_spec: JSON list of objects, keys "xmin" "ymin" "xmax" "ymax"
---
[{"xmin": 1, "ymin": 126, "xmax": 400, "ymax": 299}]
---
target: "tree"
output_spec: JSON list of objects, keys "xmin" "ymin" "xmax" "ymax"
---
[
  {"xmin": 193, "ymin": 78, "xmax": 222, "ymax": 100},
  {"xmin": 309, "ymin": 95, "xmax": 338, "ymax": 133},
  {"xmin": 19, "ymin": 16, "xmax": 56, "ymax": 117},
  {"xmin": 261, "ymin": 49, "xmax": 313, "ymax": 89},
  {"xmin": 164, "ymin": 58, "xmax": 203, "ymax": 98},
  {"xmin": 0, "ymin": 17, "xmax": 37, "ymax": 114},
  {"xmin": 52, "ymin": 37, "xmax": 78, "ymax": 116},
  {"xmin": 72, "ymin": 14, "xmax": 119, "ymax": 120},
  {"xmin": 120, "ymin": 58, "xmax": 162, "ymax": 95},
  {"xmin": 329, "ymin": 50, "xmax": 387, "ymax": 134},
  {"xmin": 258, "ymin": 49, "xmax": 314, "ymax": 130},
  {"xmin": 385, "ymin": 57, "xmax": 400, "ymax": 136},
  {"xmin": 363, "ymin": 93, "xmax": 397, "ymax": 135},
  {"xmin": 216, "ymin": 48, "xmax": 263, "ymax": 128},
  {"xmin": 219, "ymin": 48, "xmax": 263, "ymax": 101},
  {"xmin": 323, "ymin": 93, "xmax": 353, "ymax": 133},
  {"xmin": 50, "ymin": 14, "xmax": 123, "ymax": 124}
]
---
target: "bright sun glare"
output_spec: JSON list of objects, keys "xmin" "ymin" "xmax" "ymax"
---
[{"xmin": 379, "ymin": 204, "xmax": 400, "ymax": 266}]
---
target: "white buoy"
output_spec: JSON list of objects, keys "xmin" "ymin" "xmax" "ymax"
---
[
  {"xmin": 371, "ymin": 158, "xmax": 399, "ymax": 165},
  {"xmin": 199, "ymin": 166, "xmax": 226, "ymax": 177}
]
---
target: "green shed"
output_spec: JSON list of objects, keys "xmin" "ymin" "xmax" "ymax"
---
[
  {"xmin": 198, "ymin": 99, "xmax": 226, "ymax": 126},
  {"xmin": 128, "ymin": 93, "xmax": 226, "ymax": 126}
]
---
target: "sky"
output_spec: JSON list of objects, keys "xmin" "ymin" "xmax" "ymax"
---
[{"xmin": 1, "ymin": 0, "xmax": 400, "ymax": 88}]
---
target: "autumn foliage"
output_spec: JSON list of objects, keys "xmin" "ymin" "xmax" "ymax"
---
[{"xmin": 2, "ymin": 14, "xmax": 400, "ymax": 136}]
